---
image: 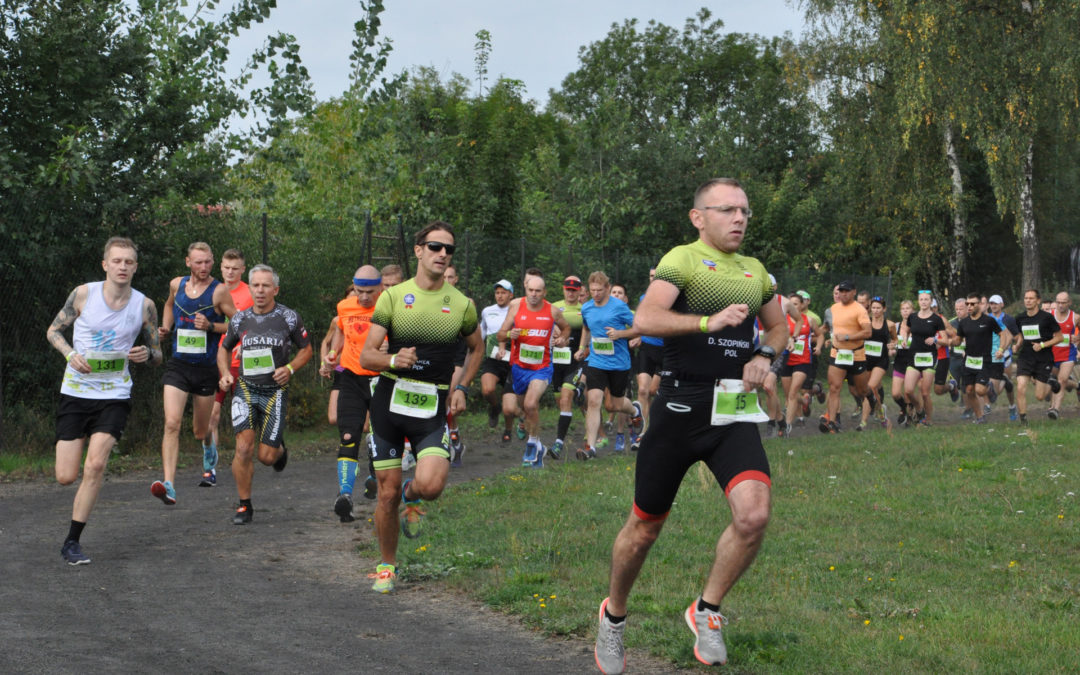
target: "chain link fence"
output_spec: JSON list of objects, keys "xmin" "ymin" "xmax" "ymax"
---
[{"xmin": 1, "ymin": 208, "xmax": 889, "ymax": 455}]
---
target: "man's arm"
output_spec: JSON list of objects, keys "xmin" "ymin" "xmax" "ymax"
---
[
  {"xmin": 449, "ymin": 327, "xmax": 484, "ymax": 416},
  {"xmin": 495, "ymin": 299, "xmax": 520, "ymax": 358},
  {"xmin": 634, "ymin": 279, "xmax": 750, "ymax": 337},
  {"xmin": 746, "ymin": 294, "xmax": 788, "ymax": 392},
  {"xmin": 210, "ymin": 283, "xmax": 237, "ymax": 332},
  {"xmin": 134, "ymin": 297, "xmax": 163, "ymax": 366},
  {"xmin": 158, "ymin": 277, "xmax": 179, "ymax": 339},
  {"xmin": 47, "ymin": 285, "xmax": 90, "ymax": 373},
  {"xmin": 552, "ymin": 309, "xmax": 570, "ymax": 348}
]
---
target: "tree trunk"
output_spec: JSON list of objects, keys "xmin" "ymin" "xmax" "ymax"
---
[
  {"xmin": 1019, "ymin": 138, "xmax": 1039, "ymax": 292},
  {"xmin": 944, "ymin": 125, "xmax": 966, "ymax": 300}
]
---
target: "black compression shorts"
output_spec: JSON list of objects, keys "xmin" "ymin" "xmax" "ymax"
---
[
  {"xmin": 231, "ymin": 379, "xmax": 288, "ymax": 448},
  {"xmin": 336, "ymin": 370, "xmax": 375, "ymax": 444},
  {"xmin": 368, "ymin": 376, "xmax": 450, "ymax": 470}
]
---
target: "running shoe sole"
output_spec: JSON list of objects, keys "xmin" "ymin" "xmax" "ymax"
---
[
  {"xmin": 150, "ymin": 481, "xmax": 176, "ymax": 505},
  {"xmin": 334, "ymin": 493, "xmax": 355, "ymax": 523}
]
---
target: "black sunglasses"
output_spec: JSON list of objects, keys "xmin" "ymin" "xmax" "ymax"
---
[{"xmin": 422, "ymin": 241, "xmax": 456, "ymax": 254}]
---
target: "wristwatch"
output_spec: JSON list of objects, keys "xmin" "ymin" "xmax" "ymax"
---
[{"xmin": 753, "ymin": 345, "xmax": 778, "ymax": 362}]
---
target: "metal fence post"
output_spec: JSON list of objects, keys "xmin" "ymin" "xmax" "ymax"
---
[
  {"xmin": 261, "ymin": 213, "xmax": 268, "ymax": 264},
  {"xmin": 397, "ymin": 216, "xmax": 411, "ymax": 278}
]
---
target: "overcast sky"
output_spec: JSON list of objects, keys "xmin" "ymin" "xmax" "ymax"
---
[{"xmin": 226, "ymin": 1, "xmax": 806, "ymax": 111}]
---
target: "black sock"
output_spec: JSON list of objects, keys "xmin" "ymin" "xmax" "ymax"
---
[
  {"xmin": 66, "ymin": 520, "xmax": 86, "ymax": 543},
  {"xmin": 698, "ymin": 597, "xmax": 720, "ymax": 613},
  {"xmin": 604, "ymin": 607, "xmax": 625, "ymax": 624},
  {"xmin": 557, "ymin": 412, "xmax": 572, "ymax": 442},
  {"xmin": 240, "ymin": 498, "xmax": 252, "ymax": 507}
]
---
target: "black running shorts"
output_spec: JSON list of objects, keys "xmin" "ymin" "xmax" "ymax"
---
[
  {"xmin": 585, "ymin": 365, "xmax": 630, "ymax": 398},
  {"xmin": 368, "ymin": 376, "xmax": 450, "ymax": 470},
  {"xmin": 336, "ymin": 370, "xmax": 375, "ymax": 444},
  {"xmin": 55, "ymin": 395, "xmax": 131, "ymax": 442},
  {"xmin": 162, "ymin": 358, "xmax": 218, "ymax": 397}
]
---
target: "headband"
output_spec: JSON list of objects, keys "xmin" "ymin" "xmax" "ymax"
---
[{"xmin": 353, "ymin": 277, "xmax": 381, "ymax": 287}]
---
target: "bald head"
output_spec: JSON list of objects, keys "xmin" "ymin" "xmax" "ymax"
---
[{"xmin": 352, "ymin": 265, "xmax": 382, "ymax": 307}]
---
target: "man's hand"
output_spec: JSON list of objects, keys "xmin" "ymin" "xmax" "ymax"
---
[
  {"xmin": 192, "ymin": 313, "xmax": 211, "ymax": 330},
  {"xmin": 392, "ymin": 347, "xmax": 418, "ymax": 369},
  {"xmin": 272, "ymin": 366, "xmax": 293, "ymax": 386},
  {"xmin": 128, "ymin": 345, "xmax": 150, "ymax": 364},
  {"xmin": 219, "ymin": 372, "xmax": 235, "ymax": 391},
  {"xmin": 68, "ymin": 353, "xmax": 92, "ymax": 374},
  {"xmin": 706, "ymin": 304, "xmax": 749, "ymax": 332},
  {"xmin": 742, "ymin": 355, "xmax": 772, "ymax": 392},
  {"xmin": 449, "ymin": 390, "xmax": 466, "ymax": 416}
]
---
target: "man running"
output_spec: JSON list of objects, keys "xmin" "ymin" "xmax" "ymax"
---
[
  {"xmin": 952, "ymin": 293, "xmax": 1009, "ymax": 424},
  {"xmin": 479, "ymin": 280, "xmax": 518, "ymax": 443},
  {"xmin": 1048, "ymin": 291, "xmax": 1078, "ymax": 419},
  {"xmin": 360, "ymin": 222, "xmax": 482, "ymax": 593},
  {"xmin": 551, "ymin": 276, "xmax": 586, "ymax": 457},
  {"xmin": 987, "ymin": 294, "xmax": 1020, "ymax": 420},
  {"xmin": 202, "ymin": 248, "xmax": 253, "ymax": 487},
  {"xmin": 820, "ymin": 280, "xmax": 872, "ymax": 433},
  {"xmin": 948, "ymin": 298, "xmax": 969, "ymax": 415},
  {"xmin": 1011, "ymin": 289, "xmax": 1063, "ymax": 424},
  {"xmin": 48, "ymin": 237, "xmax": 161, "ymax": 565},
  {"xmin": 322, "ymin": 265, "xmax": 382, "ymax": 521},
  {"xmin": 495, "ymin": 268, "xmax": 570, "ymax": 467},
  {"xmin": 443, "ymin": 264, "xmax": 474, "ymax": 465},
  {"xmin": 595, "ymin": 178, "xmax": 784, "ymax": 673},
  {"xmin": 575, "ymin": 271, "xmax": 642, "ymax": 460},
  {"xmin": 218, "ymin": 264, "xmax": 312, "ymax": 524},
  {"xmin": 633, "ymin": 268, "xmax": 663, "ymax": 451},
  {"xmin": 154, "ymin": 243, "xmax": 236, "ymax": 505}
]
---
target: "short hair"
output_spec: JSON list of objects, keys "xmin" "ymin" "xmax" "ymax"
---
[
  {"xmin": 187, "ymin": 241, "xmax": 212, "ymax": 256},
  {"xmin": 414, "ymin": 221, "xmax": 454, "ymax": 246},
  {"xmin": 380, "ymin": 264, "xmax": 403, "ymax": 278},
  {"xmin": 693, "ymin": 177, "xmax": 743, "ymax": 207},
  {"xmin": 967, "ymin": 292, "xmax": 981, "ymax": 301},
  {"xmin": 444, "ymin": 264, "xmax": 458, "ymax": 275},
  {"xmin": 588, "ymin": 270, "xmax": 610, "ymax": 287},
  {"xmin": 103, "ymin": 236, "xmax": 137, "ymax": 260},
  {"xmin": 856, "ymin": 290, "xmax": 870, "ymax": 299},
  {"xmin": 524, "ymin": 267, "xmax": 543, "ymax": 280},
  {"xmin": 1025, "ymin": 288, "xmax": 1041, "ymax": 299},
  {"xmin": 611, "ymin": 283, "xmax": 627, "ymax": 295},
  {"xmin": 249, "ymin": 263, "xmax": 279, "ymax": 287},
  {"xmin": 222, "ymin": 249, "xmax": 244, "ymax": 262}
]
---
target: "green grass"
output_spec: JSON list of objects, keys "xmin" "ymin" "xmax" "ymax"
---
[{"xmin": 390, "ymin": 418, "xmax": 1080, "ymax": 672}]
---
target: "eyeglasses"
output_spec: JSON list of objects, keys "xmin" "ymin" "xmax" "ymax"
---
[
  {"xmin": 965, "ymin": 301, "xmax": 977, "ymax": 306},
  {"xmin": 422, "ymin": 241, "xmax": 456, "ymax": 254},
  {"xmin": 700, "ymin": 205, "xmax": 753, "ymax": 219}
]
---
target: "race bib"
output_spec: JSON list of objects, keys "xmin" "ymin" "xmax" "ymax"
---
[
  {"xmin": 1022, "ymin": 324, "xmax": 1041, "ymax": 340},
  {"xmin": 965, "ymin": 355, "xmax": 984, "ymax": 370},
  {"xmin": 954, "ymin": 342, "xmax": 966, "ymax": 355},
  {"xmin": 518, "ymin": 343, "xmax": 545, "ymax": 365},
  {"xmin": 792, "ymin": 340, "xmax": 806, "ymax": 356},
  {"xmin": 834, "ymin": 349, "xmax": 854, "ymax": 366},
  {"xmin": 84, "ymin": 351, "xmax": 127, "ymax": 379},
  {"xmin": 914, "ymin": 352, "xmax": 934, "ymax": 368},
  {"xmin": 864, "ymin": 341, "xmax": 883, "ymax": 358},
  {"xmin": 711, "ymin": 378, "xmax": 770, "ymax": 426},
  {"xmin": 898, "ymin": 335, "xmax": 911, "ymax": 349},
  {"xmin": 591, "ymin": 337, "xmax": 615, "ymax": 355},
  {"xmin": 490, "ymin": 345, "xmax": 510, "ymax": 362},
  {"xmin": 552, "ymin": 346, "xmax": 572, "ymax": 364},
  {"xmin": 388, "ymin": 378, "xmax": 439, "ymax": 419},
  {"xmin": 176, "ymin": 328, "xmax": 207, "ymax": 354},
  {"xmin": 242, "ymin": 347, "xmax": 275, "ymax": 376}
]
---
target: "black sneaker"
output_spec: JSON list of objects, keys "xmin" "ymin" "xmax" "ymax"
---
[
  {"xmin": 272, "ymin": 443, "xmax": 288, "ymax": 472},
  {"xmin": 61, "ymin": 540, "xmax": 90, "ymax": 565},
  {"xmin": 828, "ymin": 421, "xmax": 840, "ymax": 434},
  {"xmin": 812, "ymin": 381, "xmax": 826, "ymax": 404},
  {"xmin": 1048, "ymin": 408, "xmax": 1060, "ymax": 420},
  {"xmin": 334, "ymin": 492, "xmax": 355, "ymax": 522},
  {"xmin": 948, "ymin": 380, "xmax": 960, "ymax": 402},
  {"xmin": 501, "ymin": 431, "xmax": 511, "ymax": 444},
  {"xmin": 363, "ymin": 475, "xmax": 377, "ymax": 500},
  {"xmin": 987, "ymin": 381, "xmax": 998, "ymax": 403},
  {"xmin": 232, "ymin": 503, "xmax": 253, "ymax": 525},
  {"xmin": 818, "ymin": 415, "xmax": 831, "ymax": 434},
  {"xmin": 1049, "ymin": 377, "xmax": 1061, "ymax": 394}
]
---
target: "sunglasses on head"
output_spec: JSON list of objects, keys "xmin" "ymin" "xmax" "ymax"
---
[
  {"xmin": 872, "ymin": 296, "xmax": 883, "ymax": 303},
  {"xmin": 422, "ymin": 241, "xmax": 456, "ymax": 254}
]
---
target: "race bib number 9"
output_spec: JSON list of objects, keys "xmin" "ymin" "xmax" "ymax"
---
[
  {"xmin": 1022, "ymin": 325, "xmax": 1041, "ymax": 341},
  {"xmin": 242, "ymin": 347, "xmax": 275, "ymax": 376},
  {"xmin": 388, "ymin": 378, "xmax": 439, "ymax": 419},
  {"xmin": 863, "ymin": 341, "xmax": 883, "ymax": 358},
  {"xmin": 591, "ymin": 337, "xmax": 614, "ymax": 355},
  {"xmin": 914, "ymin": 352, "xmax": 934, "ymax": 368},
  {"xmin": 552, "ymin": 347, "xmax": 572, "ymax": 364},
  {"xmin": 177, "ymin": 328, "xmax": 207, "ymax": 354},
  {"xmin": 85, "ymin": 351, "xmax": 127, "ymax": 379},
  {"xmin": 711, "ymin": 378, "xmax": 770, "ymax": 426},
  {"xmin": 834, "ymin": 349, "xmax": 855, "ymax": 366},
  {"xmin": 518, "ymin": 344, "xmax": 545, "ymax": 365}
]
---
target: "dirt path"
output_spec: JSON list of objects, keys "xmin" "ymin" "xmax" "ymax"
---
[{"xmin": 0, "ymin": 424, "xmax": 677, "ymax": 674}]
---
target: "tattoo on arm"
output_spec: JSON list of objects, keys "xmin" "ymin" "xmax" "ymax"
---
[
  {"xmin": 143, "ymin": 300, "xmax": 162, "ymax": 363},
  {"xmin": 46, "ymin": 288, "xmax": 79, "ymax": 355}
]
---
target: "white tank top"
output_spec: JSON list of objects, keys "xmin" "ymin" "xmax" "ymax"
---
[{"xmin": 61, "ymin": 281, "xmax": 147, "ymax": 400}]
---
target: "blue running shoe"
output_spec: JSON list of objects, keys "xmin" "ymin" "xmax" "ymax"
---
[
  {"xmin": 61, "ymin": 540, "xmax": 90, "ymax": 565},
  {"xmin": 549, "ymin": 439, "xmax": 564, "ymax": 460},
  {"xmin": 614, "ymin": 433, "xmax": 625, "ymax": 453},
  {"xmin": 198, "ymin": 469, "xmax": 216, "ymax": 487},
  {"xmin": 523, "ymin": 440, "xmax": 538, "ymax": 464},
  {"xmin": 532, "ymin": 444, "xmax": 546, "ymax": 469},
  {"xmin": 203, "ymin": 442, "xmax": 218, "ymax": 472},
  {"xmin": 1009, "ymin": 405, "xmax": 1019, "ymax": 422},
  {"xmin": 151, "ymin": 480, "xmax": 176, "ymax": 505}
]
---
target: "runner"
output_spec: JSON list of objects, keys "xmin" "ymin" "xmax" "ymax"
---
[
  {"xmin": 321, "ymin": 266, "xmax": 382, "ymax": 522},
  {"xmin": 479, "ymin": 279, "xmax": 518, "ymax": 444},
  {"xmin": 930, "ymin": 299, "xmax": 956, "ymax": 404},
  {"xmin": 202, "ymin": 249, "xmax": 254, "ymax": 487},
  {"xmin": 495, "ymin": 268, "xmax": 570, "ymax": 467},
  {"xmin": 951, "ymin": 293, "xmax": 1009, "ymax": 424},
  {"xmin": 898, "ymin": 290, "xmax": 952, "ymax": 426},
  {"xmin": 858, "ymin": 296, "xmax": 895, "ymax": 430},
  {"xmin": 48, "ymin": 237, "xmax": 161, "ymax": 564},
  {"xmin": 608, "ymin": 282, "xmax": 634, "ymax": 451},
  {"xmin": 444, "ymin": 264, "xmax": 473, "ymax": 465},
  {"xmin": 890, "ymin": 300, "xmax": 915, "ymax": 426},
  {"xmin": 380, "ymin": 264, "xmax": 403, "ymax": 289},
  {"xmin": 218, "ymin": 264, "xmax": 312, "ymax": 524},
  {"xmin": 1011, "ymin": 289, "xmax": 1063, "ymax": 424},
  {"xmin": 551, "ymin": 276, "xmax": 586, "ymax": 457},
  {"xmin": 987, "ymin": 294, "xmax": 1020, "ymax": 420},
  {"xmin": 595, "ymin": 178, "xmax": 784, "ymax": 672},
  {"xmin": 820, "ymin": 280, "xmax": 872, "ymax": 433},
  {"xmin": 360, "ymin": 221, "xmax": 482, "ymax": 593},
  {"xmin": 1048, "ymin": 291, "xmax": 1078, "ymax": 419},
  {"xmin": 574, "ymin": 271, "xmax": 643, "ymax": 460},
  {"xmin": 947, "ymin": 298, "xmax": 970, "ymax": 416},
  {"xmin": 633, "ymin": 268, "xmax": 663, "ymax": 451},
  {"xmin": 153, "ymin": 242, "xmax": 237, "ymax": 505},
  {"xmin": 780, "ymin": 291, "xmax": 821, "ymax": 436}
]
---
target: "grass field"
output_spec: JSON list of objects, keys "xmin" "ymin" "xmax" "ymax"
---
[{"xmin": 375, "ymin": 415, "xmax": 1080, "ymax": 672}]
